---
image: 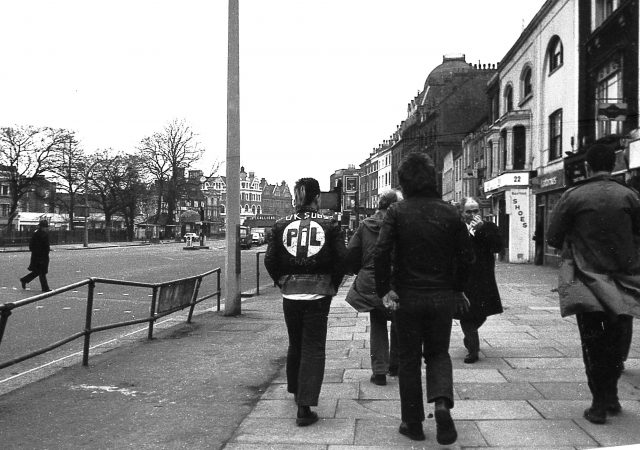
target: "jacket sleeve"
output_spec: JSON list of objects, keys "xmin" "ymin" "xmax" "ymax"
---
[
  {"xmin": 374, "ymin": 205, "xmax": 396, "ymax": 298},
  {"xmin": 344, "ymin": 224, "xmax": 363, "ymax": 274},
  {"xmin": 453, "ymin": 219, "xmax": 474, "ymax": 292},
  {"xmin": 547, "ymin": 192, "xmax": 572, "ymax": 249},
  {"xmin": 475, "ymin": 221, "xmax": 502, "ymax": 254},
  {"xmin": 264, "ymin": 224, "xmax": 281, "ymax": 287},
  {"xmin": 330, "ymin": 220, "xmax": 348, "ymax": 290}
]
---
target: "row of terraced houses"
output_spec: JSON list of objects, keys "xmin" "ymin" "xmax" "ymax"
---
[{"xmin": 332, "ymin": 0, "xmax": 639, "ymax": 266}]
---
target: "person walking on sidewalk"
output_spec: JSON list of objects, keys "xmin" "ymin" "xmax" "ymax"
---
[
  {"xmin": 345, "ymin": 190, "xmax": 401, "ymax": 386},
  {"xmin": 547, "ymin": 143, "xmax": 640, "ymax": 425},
  {"xmin": 264, "ymin": 177, "xmax": 347, "ymax": 427},
  {"xmin": 374, "ymin": 153, "xmax": 473, "ymax": 445},
  {"xmin": 455, "ymin": 197, "xmax": 503, "ymax": 364},
  {"xmin": 20, "ymin": 218, "xmax": 52, "ymax": 292}
]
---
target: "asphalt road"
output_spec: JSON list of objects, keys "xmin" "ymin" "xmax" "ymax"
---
[{"xmin": 0, "ymin": 241, "xmax": 271, "ymax": 381}]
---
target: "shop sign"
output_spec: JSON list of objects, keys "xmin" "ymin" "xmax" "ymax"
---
[
  {"xmin": 506, "ymin": 188, "xmax": 531, "ymax": 263},
  {"xmin": 484, "ymin": 171, "xmax": 530, "ymax": 193},
  {"xmin": 532, "ymin": 170, "xmax": 565, "ymax": 193},
  {"xmin": 630, "ymin": 139, "xmax": 640, "ymax": 169}
]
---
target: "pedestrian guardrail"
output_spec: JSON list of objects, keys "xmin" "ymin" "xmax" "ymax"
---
[{"xmin": 0, "ymin": 267, "xmax": 221, "ymax": 369}]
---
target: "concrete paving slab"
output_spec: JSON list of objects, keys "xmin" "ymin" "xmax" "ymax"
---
[
  {"xmin": 501, "ymin": 368, "xmax": 587, "ymax": 383},
  {"xmin": 225, "ymin": 444, "xmax": 326, "ymax": 450},
  {"xmin": 261, "ymin": 383, "xmax": 359, "ymax": 400},
  {"xmin": 343, "ymin": 368, "xmax": 375, "ymax": 382},
  {"xmin": 531, "ymin": 382, "xmax": 591, "ymax": 400},
  {"xmin": 358, "ymin": 381, "xmax": 401, "ymax": 400},
  {"xmin": 326, "ymin": 329, "xmax": 356, "ymax": 340},
  {"xmin": 453, "ymin": 400, "xmax": 542, "ymax": 419},
  {"xmin": 617, "ymin": 380, "xmax": 640, "ymax": 400},
  {"xmin": 452, "ymin": 357, "xmax": 512, "ymax": 370},
  {"xmin": 325, "ymin": 358, "xmax": 362, "ymax": 370},
  {"xmin": 476, "ymin": 419, "xmax": 597, "ymax": 447},
  {"xmin": 456, "ymin": 382, "xmax": 544, "ymax": 400},
  {"xmin": 453, "ymin": 369, "xmax": 508, "ymax": 383},
  {"xmin": 326, "ymin": 339, "xmax": 365, "ymax": 350},
  {"xmin": 576, "ymin": 411, "xmax": 640, "ymax": 447},
  {"xmin": 335, "ymin": 399, "xmax": 400, "ymax": 419},
  {"xmin": 504, "ymin": 357, "xmax": 585, "ymax": 369},
  {"xmin": 483, "ymin": 338, "xmax": 551, "ymax": 347},
  {"xmin": 231, "ymin": 418, "xmax": 355, "ymax": 445},
  {"xmin": 481, "ymin": 347, "xmax": 565, "ymax": 357},
  {"xmin": 353, "ymin": 418, "xmax": 486, "ymax": 447},
  {"xmin": 247, "ymin": 399, "xmax": 338, "ymax": 419}
]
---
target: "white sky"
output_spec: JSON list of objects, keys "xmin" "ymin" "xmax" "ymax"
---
[{"xmin": 0, "ymin": 0, "xmax": 546, "ymax": 191}]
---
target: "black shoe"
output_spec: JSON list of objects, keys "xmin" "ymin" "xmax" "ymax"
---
[
  {"xmin": 607, "ymin": 400, "xmax": 622, "ymax": 415},
  {"xmin": 398, "ymin": 422, "xmax": 425, "ymax": 441},
  {"xmin": 20, "ymin": 279, "xmax": 26, "ymax": 290},
  {"xmin": 370, "ymin": 374, "xmax": 386, "ymax": 386},
  {"xmin": 464, "ymin": 352, "xmax": 479, "ymax": 364},
  {"xmin": 42, "ymin": 288, "xmax": 52, "ymax": 293},
  {"xmin": 435, "ymin": 403, "xmax": 457, "ymax": 445},
  {"xmin": 296, "ymin": 410, "xmax": 319, "ymax": 427},
  {"xmin": 584, "ymin": 406, "xmax": 606, "ymax": 424},
  {"xmin": 388, "ymin": 366, "xmax": 398, "ymax": 377}
]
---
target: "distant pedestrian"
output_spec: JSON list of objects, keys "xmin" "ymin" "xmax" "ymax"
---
[
  {"xmin": 547, "ymin": 143, "xmax": 640, "ymax": 424},
  {"xmin": 345, "ymin": 190, "xmax": 401, "ymax": 386},
  {"xmin": 374, "ymin": 153, "xmax": 473, "ymax": 444},
  {"xmin": 20, "ymin": 218, "xmax": 52, "ymax": 292},
  {"xmin": 455, "ymin": 197, "xmax": 503, "ymax": 364},
  {"xmin": 264, "ymin": 177, "xmax": 347, "ymax": 427}
]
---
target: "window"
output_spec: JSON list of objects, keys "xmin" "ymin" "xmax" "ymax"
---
[
  {"xmin": 0, "ymin": 185, "xmax": 8, "ymax": 196},
  {"xmin": 0, "ymin": 204, "xmax": 8, "ymax": 216},
  {"xmin": 504, "ymin": 84, "xmax": 513, "ymax": 112},
  {"xmin": 596, "ymin": 58, "xmax": 624, "ymax": 139},
  {"xmin": 549, "ymin": 109, "xmax": 563, "ymax": 160},
  {"xmin": 548, "ymin": 36, "xmax": 563, "ymax": 74},
  {"xmin": 595, "ymin": 0, "xmax": 619, "ymax": 28},
  {"xmin": 521, "ymin": 66, "xmax": 532, "ymax": 99}
]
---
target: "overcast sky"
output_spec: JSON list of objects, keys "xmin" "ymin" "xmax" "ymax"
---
[{"xmin": 0, "ymin": 0, "xmax": 546, "ymax": 191}]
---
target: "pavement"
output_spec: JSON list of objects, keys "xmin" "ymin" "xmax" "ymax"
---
[{"xmin": 1, "ymin": 262, "xmax": 639, "ymax": 449}]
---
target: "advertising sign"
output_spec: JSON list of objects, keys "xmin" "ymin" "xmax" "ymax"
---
[{"xmin": 506, "ymin": 188, "xmax": 530, "ymax": 263}]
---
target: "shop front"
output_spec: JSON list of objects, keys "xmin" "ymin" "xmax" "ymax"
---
[
  {"xmin": 531, "ymin": 169, "xmax": 567, "ymax": 267},
  {"xmin": 484, "ymin": 171, "xmax": 533, "ymax": 263}
]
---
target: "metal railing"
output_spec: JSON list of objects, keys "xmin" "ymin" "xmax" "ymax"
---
[{"xmin": 0, "ymin": 267, "xmax": 221, "ymax": 369}]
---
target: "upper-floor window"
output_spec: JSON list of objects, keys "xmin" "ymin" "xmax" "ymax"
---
[
  {"xmin": 549, "ymin": 109, "xmax": 563, "ymax": 161},
  {"xmin": 548, "ymin": 36, "xmax": 563, "ymax": 74},
  {"xmin": 595, "ymin": 0, "xmax": 619, "ymax": 28},
  {"xmin": 504, "ymin": 85, "xmax": 513, "ymax": 113},
  {"xmin": 0, "ymin": 185, "xmax": 8, "ymax": 196},
  {"xmin": 521, "ymin": 66, "xmax": 533, "ymax": 100},
  {"xmin": 596, "ymin": 57, "xmax": 624, "ymax": 139}
]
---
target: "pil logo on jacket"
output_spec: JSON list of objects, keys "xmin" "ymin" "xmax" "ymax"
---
[{"xmin": 282, "ymin": 219, "xmax": 326, "ymax": 258}]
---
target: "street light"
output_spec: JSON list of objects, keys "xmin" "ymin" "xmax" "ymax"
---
[{"xmin": 82, "ymin": 159, "xmax": 100, "ymax": 248}]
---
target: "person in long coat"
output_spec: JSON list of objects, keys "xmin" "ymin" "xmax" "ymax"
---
[
  {"xmin": 455, "ymin": 197, "xmax": 503, "ymax": 363},
  {"xmin": 20, "ymin": 218, "xmax": 52, "ymax": 292},
  {"xmin": 345, "ymin": 190, "xmax": 400, "ymax": 386}
]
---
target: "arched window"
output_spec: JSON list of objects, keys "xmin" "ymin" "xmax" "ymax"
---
[
  {"xmin": 220, "ymin": 204, "xmax": 225, "ymax": 214},
  {"xmin": 252, "ymin": 205, "xmax": 256, "ymax": 214},
  {"xmin": 521, "ymin": 65, "xmax": 533, "ymax": 99},
  {"xmin": 504, "ymin": 84, "xmax": 513, "ymax": 112},
  {"xmin": 548, "ymin": 36, "xmax": 563, "ymax": 74}
]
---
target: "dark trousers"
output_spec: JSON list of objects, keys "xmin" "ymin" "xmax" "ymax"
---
[
  {"xmin": 369, "ymin": 308, "xmax": 399, "ymax": 375},
  {"xmin": 460, "ymin": 316, "xmax": 487, "ymax": 355},
  {"xmin": 395, "ymin": 289, "xmax": 456, "ymax": 423},
  {"xmin": 576, "ymin": 312, "xmax": 630, "ymax": 406},
  {"xmin": 283, "ymin": 296, "xmax": 331, "ymax": 407},
  {"xmin": 21, "ymin": 271, "xmax": 50, "ymax": 291}
]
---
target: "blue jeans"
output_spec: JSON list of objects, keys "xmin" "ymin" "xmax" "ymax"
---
[
  {"xmin": 395, "ymin": 289, "xmax": 456, "ymax": 423},
  {"xmin": 283, "ymin": 296, "xmax": 331, "ymax": 406}
]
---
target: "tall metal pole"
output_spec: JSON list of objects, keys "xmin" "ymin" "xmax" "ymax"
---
[{"xmin": 225, "ymin": 0, "xmax": 241, "ymax": 315}]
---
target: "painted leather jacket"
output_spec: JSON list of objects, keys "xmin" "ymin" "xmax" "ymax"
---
[{"xmin": 264, "ymin": 207, "xmax": 347, "ymax": 297}]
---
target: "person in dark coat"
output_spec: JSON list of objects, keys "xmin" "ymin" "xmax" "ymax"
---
[
  {"xmin": 20, "ymin": 219, "xmax": 52, "ymax": 292},
  {"xmin": 455, "ymin": 197, "xmax": 503, "ymax": 363},
  {"xmin": 345, "ymin": 190, "xmax": 401, "ymax": 386}
]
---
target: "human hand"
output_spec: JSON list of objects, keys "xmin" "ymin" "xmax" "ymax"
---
[
  {"xmin": 456, "ymin": 292, "xmax": 470, "ymax": 315},
  {"xmin": 382, "ymin": 290, "xmax": 399, "ymax": 311},
  {"xmin": 470, "ymin": 214, "xmax": 483, "ymax": 231}
]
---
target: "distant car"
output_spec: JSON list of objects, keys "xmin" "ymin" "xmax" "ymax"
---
[
  {"xmin": 240, "ymin": 226, "xmax": 252, "ymax": 249},
  {"xmin": 183, "ymin": 232, "xmax": 199, "ymax": 243},
  {"xmin": 252, "ymin": 231, "xmax": 265, "ymax": 246}
]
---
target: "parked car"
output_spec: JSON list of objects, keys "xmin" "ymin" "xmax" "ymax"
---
[
  {"xmin": 183, "ymin": 232, "xmax": 199, "ymax": 243},
  {"xmin": 252, "ymin": 231, "xmax": 265, "ymax": 246},
  {"xmin": 239, "ymin": 226, "xmax": 252, "ymax": 249}
]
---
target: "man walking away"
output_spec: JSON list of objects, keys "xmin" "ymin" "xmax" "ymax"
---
[
  {"xmin": 375, "ymin": 153, "xmax": 473, "ymax": 444},
  {"xmin": 264, "ymin": 177, "xmax": 347, "ymax": 427},
  {"xmin": 547, "ymin": 143, "xmax": 640, "ymax": 424},
  {"xmin": 20, "ymin": 218, "xmax": 52, "ymax": 292}
]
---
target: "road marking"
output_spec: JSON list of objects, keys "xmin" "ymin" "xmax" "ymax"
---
[
  {"xmin": 123, "ymin": 293, "xmax": 129, "ymax": 296},
  {"xmin": 0, "ymin": 317, "xmax": 175, "ymax": 385},
  {"xmin": 69, "ymin": 384, "xmax": 142, "ymax": 397},
  {"xmin": 63, "ymin": 307, "xmax": 71, "ymax": 310}
]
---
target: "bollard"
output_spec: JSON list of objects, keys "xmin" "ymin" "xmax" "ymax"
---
[
  {"xmin": 82, "ymin": 280, "xmax": 95, "ymax": 366},
  {"xmin": 256, "ymin": 252, "xmax": 261, "ymax": 295}
]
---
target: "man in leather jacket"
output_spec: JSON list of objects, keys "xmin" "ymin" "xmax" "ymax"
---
[
  {"xmin": 264, "ymin": 177, "xmax": 347, "ymax": 426},
  {"xmin": 374, "ymin": 153, "xmax": 473, "ymax": 444}
]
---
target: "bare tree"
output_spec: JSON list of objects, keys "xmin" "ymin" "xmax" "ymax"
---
[
  {"xmin": 0, "ymin": 125, "xmax": 71, "ymax": 230},
  {"xmin": 112, "ymin": 154, "xmax": 147, "ymax": 241},
  {"xmin": 137, "ymin": 119, "xmax": 204, "ymax": 232},
  {"xmin": 48, "ymin": 133, "xmax": 85, "ymax": 229},
  {"xmin": 89, "ymin": 149, "xmax": 123, "ymax": 232}
]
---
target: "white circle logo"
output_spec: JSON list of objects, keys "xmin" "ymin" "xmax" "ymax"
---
[{"xmin": 282, "ymin": 220, "xmax": 326, "ymax": 257}]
